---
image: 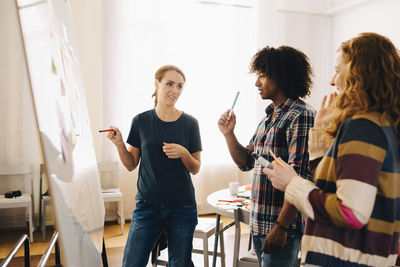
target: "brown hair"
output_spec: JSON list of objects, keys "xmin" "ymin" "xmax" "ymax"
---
[
  {"xmin": 324, "ymin": 32, "xmax": 400, "ymax": 143},
  {"xmin": 152, "ymin": 65, "xmax": 186, "ymax": 107}
]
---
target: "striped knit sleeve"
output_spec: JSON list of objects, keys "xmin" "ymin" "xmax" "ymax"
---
[
  {"xmin": 286, "ymin": 117, "xmax": 388, "ymax": 228},
  {"xmin": 285, "ymin": 175, "xmax": 318, "ymax": 220},
  {"xmin": 239, "ymin": 122, "xmax": 262, "ymax": 172}
]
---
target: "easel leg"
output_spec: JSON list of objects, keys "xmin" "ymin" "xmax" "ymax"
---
[
  {"xmin": 55, "ymin": 241, "xmax": 61, "ymax": 266},
  {"xmin": 102, "ymin": 238, "xmax": 108, "ymax": 267}
]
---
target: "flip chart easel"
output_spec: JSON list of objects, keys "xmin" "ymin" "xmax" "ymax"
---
[{"xmin": 15, "ymin": 0, "xmax": 105, "ymax": 265}]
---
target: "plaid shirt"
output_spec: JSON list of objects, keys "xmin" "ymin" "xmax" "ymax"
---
[{"xmin": 241, "ymin": 98, "xmax": 315, "ymax": 235}]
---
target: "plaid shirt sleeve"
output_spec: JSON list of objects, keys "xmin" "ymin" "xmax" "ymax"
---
[
  {"xmin": 286, "ymin": 109, "xmax": 315, "ymax": 180},
  {"xmin": 238, "ymin": 148, "xmax": 255, "ymax": 171}
]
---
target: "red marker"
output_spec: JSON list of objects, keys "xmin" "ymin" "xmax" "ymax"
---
[
  {"xmin": 218, "ymin": 199, "xmax": 244, "ymax": 203},
  {"xmin": 99, "ymin": 129, "xmax": 115, "ymax": 134}
]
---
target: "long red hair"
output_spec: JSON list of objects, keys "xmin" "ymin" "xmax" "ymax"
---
[{"xmin": 324, "ymin": 33, "xmax": 400, "ymax": 143}]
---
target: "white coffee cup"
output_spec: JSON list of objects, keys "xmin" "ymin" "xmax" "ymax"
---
[{"xmin": 229, "ymin": 181, "xmax": 239, "ymax": 196}]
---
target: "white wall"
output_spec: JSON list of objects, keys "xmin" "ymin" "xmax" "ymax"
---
[
  {"xmin": 255, "ymin": 0, "xmax": 332, "ymax": 117},
  {"xmin": 255, "ymin": 0, "xmax": 400, "ymax": 116},
  {"xmin": 330, "ymin": 0, "xmax": 400, "ymax": 60}
]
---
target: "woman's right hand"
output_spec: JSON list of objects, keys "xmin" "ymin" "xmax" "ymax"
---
[
  {"xmin": 106, "ymin": 126, "xmax": 123, "ymax": 146},
  {"xmin": 218, "ymin": 109, "xmax": 236, "ymax": 136},
  {"xmin": 314, "ymin": 92, "xmax": 337, "ymax": 130}
]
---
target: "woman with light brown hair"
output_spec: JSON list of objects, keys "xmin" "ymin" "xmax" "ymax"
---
[
  {"xmin": 265, "ymin": 32, "xmax": 400, "ymax": 266},
  {"xmin": 106, "ymin": 65, "xmax": 202, "ymax": 267}
]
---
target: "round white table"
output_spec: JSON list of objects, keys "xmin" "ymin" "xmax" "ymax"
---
[{"xmin": 207, "ymin": 188, "xmax": 236, "ymax": 218}]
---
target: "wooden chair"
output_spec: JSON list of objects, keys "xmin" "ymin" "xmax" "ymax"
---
[
  {"xmin": 193, "ymin": 217, "xmax": 226, "ymax": 267},
  {"xmin": 233, "ymin": 208, "xmax": 258, "ymax": 267},
  {"xmin": 41, "ymin": 194, "xmax": 51, "ymax": 241},
  {"xmin": 0, "ymin": 164, "xmax": 34, "ymax": 242},
  {"xmin": 38, "ymin": 163, "xmax": 53, "ymax": 242},
  {"xmin": 98, "ymin": 161, "xmax": 124, "ymax": 234}
]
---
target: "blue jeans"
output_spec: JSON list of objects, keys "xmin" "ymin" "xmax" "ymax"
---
[
  {"xmin": 122, "ymin": 201, "xmax": 197, "ymax": 267},
  {"xmin": 252, "ymin": 230, "xmax": 301, "ymax": 267}
]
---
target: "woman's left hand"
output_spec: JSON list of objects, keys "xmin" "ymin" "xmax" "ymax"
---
[
  {"xmin": 162, "ymin": 142, "xmax": 188, "ymax": 159},
  {"xmin": 263, "ymin": 159, "xmax": 297, "ymax": 191}
]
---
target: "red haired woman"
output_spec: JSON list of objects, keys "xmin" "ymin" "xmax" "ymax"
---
[{"xmin": 265, "ymin": 33, "xmax": 400, "ymax": 267}]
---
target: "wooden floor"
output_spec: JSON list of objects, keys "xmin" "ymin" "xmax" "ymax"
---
[{"xmin": 0, "ymin": 214, "xmax": 251, "ymax": 267}]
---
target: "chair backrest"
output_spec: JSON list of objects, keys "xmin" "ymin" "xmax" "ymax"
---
[
  {"xmin": 97, "ymin": 161, "xmax": 120, "ymax": 189},
  {"xmin": 39, "ymin": 163, "xmax": 46, "ymax": 195},
  {"xmin": 0, "ymin": 164, "xmax": 33, "ymax": 195}
]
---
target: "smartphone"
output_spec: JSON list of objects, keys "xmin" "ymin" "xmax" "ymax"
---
[{"xmin": 251, "ymin": 153, "xmax": 272, "ymax": 168}]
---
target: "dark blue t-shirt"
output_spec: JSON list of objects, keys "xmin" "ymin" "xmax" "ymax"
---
[{"xmin": 127, "ymin": 109, "xmax": 202, "ymax": 207}]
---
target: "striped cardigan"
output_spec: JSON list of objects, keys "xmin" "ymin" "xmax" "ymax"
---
[{"xmin": 285, "ymin": 112, "xmax": 400, "ymax": 267}]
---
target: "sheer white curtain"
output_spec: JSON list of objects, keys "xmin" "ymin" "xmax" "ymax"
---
[
  {"xmin": 103, "ymin": 0, "xmax": 257, "ymax": 213},
  {"xmin": 0, "ymin": 0, "xmax": 41, "ymax": 227}
]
